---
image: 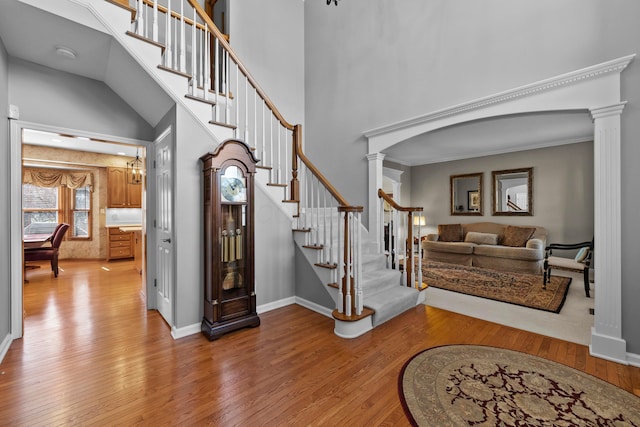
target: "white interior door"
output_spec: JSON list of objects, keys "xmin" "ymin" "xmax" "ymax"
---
[{"xmin": 155, "ymin": 132, "xmax": 174, "ymax": 326}]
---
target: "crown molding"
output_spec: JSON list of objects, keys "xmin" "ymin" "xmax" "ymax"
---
[{"xmin": 364, "ymin": 54, "xmax": 636, "ymax": 139}]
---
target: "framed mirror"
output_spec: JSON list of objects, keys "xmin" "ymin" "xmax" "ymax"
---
[
  {"xmin": 492, "ymin": 167, "xmax": 533, "ymax": 216},
  {"xmin": 450, "ymin": 173, "xmax": 483, "ymax": 216}
]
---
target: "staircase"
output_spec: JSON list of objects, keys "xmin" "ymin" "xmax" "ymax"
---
[{"xmin": 96, "ymin": 0, "xmax": 421, "ymax": 337}]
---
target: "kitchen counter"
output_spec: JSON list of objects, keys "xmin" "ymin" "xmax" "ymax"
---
[{"xmin": 118, "ymin": 226, "xmax": 142, "ymax": 232}]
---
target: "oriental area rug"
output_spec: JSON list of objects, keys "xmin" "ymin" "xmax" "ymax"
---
[
  {"xmin": 420, "ymin": 261, "xmax": 571, "ymax": 313},
  {"xmin": 399, "ymin": 345, "xmax": 640, "ymax": 427}
]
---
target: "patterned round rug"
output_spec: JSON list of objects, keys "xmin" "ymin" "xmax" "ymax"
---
[{"xmin": 399, "ymin": 345, "xmax": 640, "ymax": 426}]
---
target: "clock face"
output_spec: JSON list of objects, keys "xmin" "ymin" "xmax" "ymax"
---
[{"xmin": 221, "ymin": 177, "xmax": 246, "ymax": 202}]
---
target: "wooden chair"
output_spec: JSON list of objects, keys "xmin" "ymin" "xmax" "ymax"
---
[
  {"xmin": 24, "ymin": 223, "xmax": 69, "ymax": 278},
  {"xmin": 543, "ymin": 239, "xmax": 593, "ymax": 297}
]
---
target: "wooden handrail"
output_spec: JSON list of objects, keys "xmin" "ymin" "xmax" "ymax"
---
[
  {"xmin": 378, "ymin": 189, "xmax": 423, "ymax": 213},
  {"xmin": 185, "ymin": 0, "xmax": 294, "ymax": 131},
  {"xmin": 145, "ymin": 0, "xmax": 357, "ymax": 211}
]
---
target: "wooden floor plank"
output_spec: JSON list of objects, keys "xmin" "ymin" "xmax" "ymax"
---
[{"xmin": 1, "ymin": 259, "xmax": 638, "ymax": 426}]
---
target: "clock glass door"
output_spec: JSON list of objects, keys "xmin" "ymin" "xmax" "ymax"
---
[{"xmin": 220, "ymin": 166, "xmax": 247, "ymax": 304}]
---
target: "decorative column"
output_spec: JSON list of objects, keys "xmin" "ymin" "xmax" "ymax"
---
[
  {"xmin": 366, "ymin": 153, "xmax": 385, "ymax": 251},
  {"xmin": 589, "ymin": 102, "xmax": 627, "ymax": 364}
]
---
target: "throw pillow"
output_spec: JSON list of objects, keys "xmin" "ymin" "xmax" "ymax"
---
[
  {"xmin": 575, "ymin": 247, "xmax": 589, "ymax": 262},
  {"xmin": 464, "ymin": 231, "xmax": 498, "ymax": 245},
  {"xmin": 501, "ymin": 225, "xmax": 535, "ymax": 247},
  {"xmin": 438, "ymin": 224, "xmax": 463, "ymax": 242}
]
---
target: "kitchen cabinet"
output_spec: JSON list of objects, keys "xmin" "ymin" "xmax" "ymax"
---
[
  {"xmin": 107, "ymin": 167, "xmax": 142, "ymax": 208},
  {"xmin": 107, "ymin": 228, "xmax": 134, "ymax": 260}
]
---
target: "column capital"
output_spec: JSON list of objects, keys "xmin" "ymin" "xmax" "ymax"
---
[
  {"xmin": 366, "ymin": 152, "xmax": 386, "ymax": 162},
  {"xmin": 590, "ymin": 102, "xmax": 627, "ymax": 120}
]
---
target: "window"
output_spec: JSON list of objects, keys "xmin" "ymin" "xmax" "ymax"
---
[
  {"xmin": 22, "ymin": 184, "xmax": 92, "ymax": 240},
  {"xmin": 22, "ymin": 184, "xmax": 59, "ymax": 235},
  {"xmin": 72, "ymin": 186, "xmax": 91, "ymax": 239}
]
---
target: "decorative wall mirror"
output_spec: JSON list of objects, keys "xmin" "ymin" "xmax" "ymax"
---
[
  {"xmin": 492, "ymin": 167, "xmax": 533, "ymax": 216},
  {"xmin": 450, "ymin": 173, "xmax": 483, "ymax": 216}
]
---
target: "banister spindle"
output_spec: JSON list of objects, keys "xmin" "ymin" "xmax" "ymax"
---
[
  {"xmin": 165, "ymin": 0, "xmax": 172, "ymax": 68},
  {"xmin": 190, "ymin": 9, "xmax": 197, "ymax": 95},
  {"xmin": 152, "ymin": 1, "xmax": 158, "ymax": 42},
  {"xmin": 179, "ymin": 2, "xmax": 186, "ymax": 72}
]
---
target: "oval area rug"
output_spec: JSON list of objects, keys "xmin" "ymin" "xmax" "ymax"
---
[{"xmin": 399, "ymin": 345, "xmax": 640, "ymax": 426}]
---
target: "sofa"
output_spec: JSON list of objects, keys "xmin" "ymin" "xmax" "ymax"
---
[{"xmin": 421, "ymin": 222, "xmax": 548, "ymax": 274}]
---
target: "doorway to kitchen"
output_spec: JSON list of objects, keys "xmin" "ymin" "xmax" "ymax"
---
[{"xmin": 11, "ymin": 120, "xmax": 151, "ymax": 339}]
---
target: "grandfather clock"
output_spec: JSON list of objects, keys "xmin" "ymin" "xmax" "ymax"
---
[{"xmin": 200, "ymin": 139, "xmax": 260, "ymax": 340}]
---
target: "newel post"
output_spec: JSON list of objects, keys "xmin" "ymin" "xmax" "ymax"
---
[{"xmin": 290, "ymin": 124, "xmax": 301, "ymax": 202}]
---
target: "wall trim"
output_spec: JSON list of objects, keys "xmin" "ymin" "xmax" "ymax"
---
[
  {"xmin": 627, "ymin": 352, "xmax": 640, "ymax": 368},
  {"xmin": 295, "ymin": 297, "xmax": 333, "ymax": 318},
  {"xmin": 0, "ymin": 333, "xmax": 12, "ymax": 365},
  {"xmin": 171, "ymin": 323, "xmax": 202, "ymax": 340},
  {"xmin": 364, "ymin": 54, "xmax": 635, "ymax": 142},
  {"xmin": 257, "ymin": 296, "xmax": 296, "ymax": 314}
]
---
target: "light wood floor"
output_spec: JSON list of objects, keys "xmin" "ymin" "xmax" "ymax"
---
[{"xmin": 2, "ymin": 259, "xmax": 639, "ymax": 426}]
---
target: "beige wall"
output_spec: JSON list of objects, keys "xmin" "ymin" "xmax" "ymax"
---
[{"xmin": 409, "ymin": 142, "xmax": 594, "ymax": 245}]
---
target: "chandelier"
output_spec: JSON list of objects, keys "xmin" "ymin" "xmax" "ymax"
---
[{"xmin": 126, "ymin": 149, "xmax": 143, "ymax": 185}]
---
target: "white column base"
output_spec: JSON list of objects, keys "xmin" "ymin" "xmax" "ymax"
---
[{"xmin": 590, "ymin": 326, "xmax": 628, "ymax": 365}]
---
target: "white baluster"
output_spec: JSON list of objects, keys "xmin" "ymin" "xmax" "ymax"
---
[
  {"xmin": 165, "ymin": 0, "xmax": 172, "ymax": 68},
  {"xmin": 356, "ymin": 211, "xmax": 363, "ymax": 315},
  {"xmin": 204, "ymin": 26, "xmax": 210, "ymax": 101},
  {"xmin": 179, "ymin": 2, "xmax": 186, "ymax": 73},
  {"xmin": 152, "ymin": 0, "xmax": 158, "ymax": 42},
  {"xmin": 261, "ymin": 102, "xmax": 266, "ymax": 162},
  {"xmin": 214, "ymin": 37, "xmax": 219, "ymax": 120},
  {"xmin": 277, "ymin": 126, "xmax": 282, "ymax": 184},
  {"xmin": 190, "ymin": 9, "xmax": 196, "ymax": 95},
  {"xmin": 136, "ymin": 0, "xmax": 144, "ymax": 36},
  {"xmin": 322, "ymin": 188, "xmax": 328, "ymax": 263},
  {"xmin": 253, "ymin": 90, "xmax": 257, "ymax": 150},
  {"xmin": 234, "ymin": 64, "xmax": 239, "ymax": 136},
  {"xmin": 345, "ymin": 212, "xmax": 352, "ymax": 317}
]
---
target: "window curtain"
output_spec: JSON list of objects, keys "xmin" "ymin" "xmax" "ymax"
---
[{"xmin": 23, "ymin": 168, "xmax": 94, "ymax": 191}]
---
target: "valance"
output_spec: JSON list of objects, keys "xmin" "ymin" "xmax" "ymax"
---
[{"xmin": 23, "ymin": 168, "xmax": 94, "ymax": 191}]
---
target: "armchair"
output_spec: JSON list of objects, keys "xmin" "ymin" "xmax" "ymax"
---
[
  {"xmin": 543, "ymin": 239, "xmax": 593, "ymax": 297},
  {"xmin": 24, "ymin": 223, "xmax": 69, "ymax": 278}
]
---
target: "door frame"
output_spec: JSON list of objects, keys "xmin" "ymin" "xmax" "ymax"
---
[{"xmin": 9, "ymin": 119, "xmax": 152, "ymax": 339}]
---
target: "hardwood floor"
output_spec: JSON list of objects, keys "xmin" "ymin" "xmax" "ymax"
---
[{"xmin": 2, "ymin": 259, "xmax": 639, "ymax": 426}]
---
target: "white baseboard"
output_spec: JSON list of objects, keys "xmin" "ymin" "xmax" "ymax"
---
[
  {"xmin": 0, "ymin": 333, "xmax": 13, "ymax": 364},
  {"xmin": 294, "ymin": 297, "xmax": 333, "ymax": 318},
  {"xmin": 627, "ymin": 351, "xmax": 640, "ymax": 368},
  {"xmin": 257, "ymin": 296, "xmax": 296, "ymax": 314},
  {"xmin": 169, "ymin": 297, "xmax": 302, "ymax": 340},
  {"xmin": 171, "ymin": 323, "xmax": 201, "ymax": 340}
]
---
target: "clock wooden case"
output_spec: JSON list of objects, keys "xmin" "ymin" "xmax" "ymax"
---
[{"xmin": 200, "ymin": 139, "xmax": 260, "ymax": 340}]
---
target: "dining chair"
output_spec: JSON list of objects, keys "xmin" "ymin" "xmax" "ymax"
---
[{"xmin": 24, "ymin": 223, "xmax": 69, "ymax": 278}]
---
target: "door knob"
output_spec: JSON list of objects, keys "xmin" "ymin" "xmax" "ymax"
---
[{"xmin": 162, "ymin": 238, "xmax": 171, "ymax": 243}]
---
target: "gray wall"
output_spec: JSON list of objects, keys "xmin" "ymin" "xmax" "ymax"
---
[
  {"xmin": 0, "ymin": 33, "xmax": 10, "ymax": 345},
  {"xmin": 411, "ymin": 142, "xmax": 594, "ymax": 244},
  {"xmin": 229, "ymin": 0, "xmax": 305, "ymax": 126},
  {"xmin": 172, "ymin": 105, "xmax": 296, "ymax": 329},
  {"xmin": 304, "ymin": 0, "xmax": 640, "ymax": 352},
  {"xmin": 8, "ymin": 58, "xmax": 154, "ymax": 140},
  {"xmin": 294, "ymin": 246, "xmax": 335, "ymax": 309}
]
